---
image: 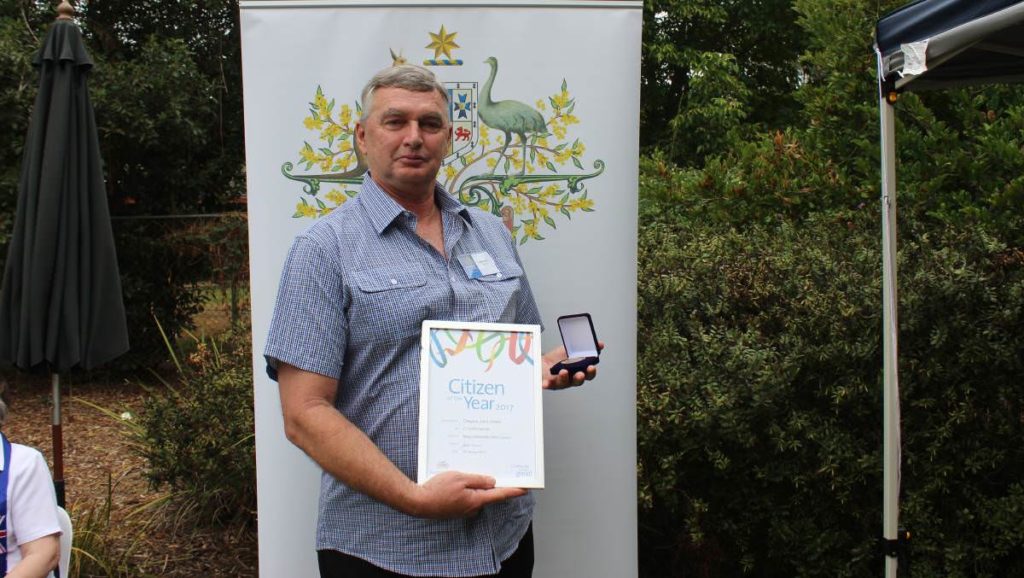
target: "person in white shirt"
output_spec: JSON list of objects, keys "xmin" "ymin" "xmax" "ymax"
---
[{"xmin": 0, "ymin": 391, "xmax": 61, "ymax": 578}]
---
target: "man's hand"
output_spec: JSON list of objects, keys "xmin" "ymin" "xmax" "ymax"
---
[
  {"xmin": 408, "ymin": 471, "xmax": 527, "ymax": 518},
  {"xmin": 542, "ymin": 341, "xmax": 605, "ymax": 390},
  {"xmin": 278, "ymin": 363, "xmax": 525, "ymax": 519}
]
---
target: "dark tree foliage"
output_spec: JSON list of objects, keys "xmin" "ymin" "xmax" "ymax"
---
[
  {"xmin": 78, "ymin": 0, "xmax": 244, "ymax": 214},
  {"xmin": 0, "ymin": 0, "xmax": 245, "ymax": 368},
  {"xmin": 0, "ymin": 0, "xmax": 52, "ymax": 247},
  {"xmin": 642, "ymin": 0, "xmax": 805, "ymax": 165},
  {"xmin": 0, "ymin": 0, "xmax": 244, "ymax": 217}
]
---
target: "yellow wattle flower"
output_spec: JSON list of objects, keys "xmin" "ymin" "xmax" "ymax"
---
[
  {"xmin": 297, "ymin": 202, "xmax": 317, "ymax": 218},
  {"xmin": 333, "ymin": 157, "xmax": 352, "ymax": 171},
  {"xmin": 326, "ymin": 190, "xmax": 347, "ymax": 205}
]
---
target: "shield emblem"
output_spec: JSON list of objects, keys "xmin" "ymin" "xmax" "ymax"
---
[{"xmin": 446, "ymin": 81, "xmax": 478, "ymax": 165}]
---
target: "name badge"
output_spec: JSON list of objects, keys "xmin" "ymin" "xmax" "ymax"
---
[{"xmin": 457, "ymin": 251, "xmax": 500, "ymax": 279}]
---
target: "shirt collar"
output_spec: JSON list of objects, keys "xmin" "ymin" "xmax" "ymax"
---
[{"xmin": 358, "ymin": 173, "xmax": 473, "ymax": 235}]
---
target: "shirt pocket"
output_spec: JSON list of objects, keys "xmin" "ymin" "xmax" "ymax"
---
[
  {"xmin": 471, "ymin": 257, "xmax": 524, "ymax": 323},
  {"xmin": 349, "ymin": 265, "xmax": 429, "ymax": 344}
]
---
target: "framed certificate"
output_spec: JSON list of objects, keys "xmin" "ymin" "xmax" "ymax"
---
[{"xmin": 417, "ymin": 320, "xmax": 544, "ymax": 488}]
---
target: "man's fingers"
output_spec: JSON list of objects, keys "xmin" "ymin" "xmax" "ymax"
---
[
  {"xmin": 449, "ymin": 473, "xmax": 525, "ymax": 499},
  {"xmin": 413, "ymin": 472, "xmax": 527, "ymax": 518},
  {"xmin": 477, "ymin": 487, "xmax": 528, "ymax": 504},
  {"xmin": 451, "ymin": 474, "xmax": 526, "ymax": 514},
  {"xmin": 459, "ymin": 473, "xmax": 497, "ymax": 490},
  {"xmin": 554, "ymin": 369, "xmax": 589, "ymax": 388},
  {"xmin": 552, "ymin": 369, "xmax": 583, "ymax": 388}
]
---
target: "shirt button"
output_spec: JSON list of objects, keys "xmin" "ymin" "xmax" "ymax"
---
[
  {"xmin": 496, "ymin": 273, "xmax": 502, "ymax": 278},
  {"xmin": 390, "ymin": 278, "xmax": 397, "ymax": 285}
]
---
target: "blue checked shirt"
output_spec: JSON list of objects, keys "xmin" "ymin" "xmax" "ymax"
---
[{"xmin": 265, "ymin": 175, "xmax": 542, "ymax": 577}]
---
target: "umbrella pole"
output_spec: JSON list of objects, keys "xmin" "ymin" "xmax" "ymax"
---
[
  {"xmin": 878, "ymin": 62, "xmax": 901, "ymax": 578},
  {"xmin": 51, "ymin": 372, "xmax": 65, "ymax": 508}
]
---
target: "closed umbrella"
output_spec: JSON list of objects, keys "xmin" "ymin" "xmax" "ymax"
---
[{"xmin": 0, "ymin": 0, "xmax": 129, "ymax": 507}]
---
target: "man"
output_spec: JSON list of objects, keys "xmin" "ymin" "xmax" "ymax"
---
[{"xmin": 265, "ymin": 64, "xmax": 600, "ymax": 578}]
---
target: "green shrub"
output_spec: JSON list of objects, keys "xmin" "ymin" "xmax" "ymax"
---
[
  {"xmin": 637, "ymin": 202, "xmax": 1024, "ymax": 577},
  {"xmin": 136, "ymin": 324, "xmax": 255, "ymax": 526},
  {"xmin": 112, "ymin": 215, "xmax": 250, "ymax": 369},
  {"xmin": 655, "ymin": 132, "xmax": 862, "ymax": 225}
]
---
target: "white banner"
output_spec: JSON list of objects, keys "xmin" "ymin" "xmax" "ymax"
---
[{"xmin": 240, "ymin": 2, "xmax": 640, "ymax": 576}]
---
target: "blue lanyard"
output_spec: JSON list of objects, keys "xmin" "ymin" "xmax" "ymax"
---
[{"xmin": 0, "ymin": 432, "xmax": 11, "ymax": 575}]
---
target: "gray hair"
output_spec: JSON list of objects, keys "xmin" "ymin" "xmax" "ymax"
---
[{"xmin": 359, "ymin": 64, "xmax": 449, "ymax": 122}]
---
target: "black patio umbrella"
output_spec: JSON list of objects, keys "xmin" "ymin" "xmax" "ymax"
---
[{"xmin": 0, "ymin": 1, "xmax": 129, "ymax": 507}]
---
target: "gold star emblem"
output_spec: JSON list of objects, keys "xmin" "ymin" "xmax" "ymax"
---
[{"xmin": 426, "ymin": 25, "xmax": 459, "ymax": 60}]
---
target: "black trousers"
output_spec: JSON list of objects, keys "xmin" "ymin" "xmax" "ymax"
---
[{"xmin": 318, "ymin": 525, "xmax": 534, "ymax": 578}]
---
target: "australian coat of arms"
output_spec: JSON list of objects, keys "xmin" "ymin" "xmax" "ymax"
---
[{"xmin": 281, "ymin": 26, "xmax": 605, "ymax": 244}]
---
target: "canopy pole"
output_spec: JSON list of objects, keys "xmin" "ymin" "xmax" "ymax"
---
[
  {"xmin": 51, "ymin": 372, "xmax": 65, "ymax": 508},
  {"xmin": 878, "ymin": 53, "xmax": 901, "ymax": 578},
  {"xmin": 49, "ymin": 0, "xmax": 74, "ymax": 512}
]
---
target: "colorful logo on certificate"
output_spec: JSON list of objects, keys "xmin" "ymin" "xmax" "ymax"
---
[{"xmin": 428, "ymin": 328, "xmax": 534, "ymax": 372}]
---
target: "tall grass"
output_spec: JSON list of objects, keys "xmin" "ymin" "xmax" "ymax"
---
[{"xmin": 68, "ymin": 472, "xmax": 149, "ymax": 578}]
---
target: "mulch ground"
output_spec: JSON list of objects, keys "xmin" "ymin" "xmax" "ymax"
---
[{"xmin": 3, "ymin": 371, "xmax": 258, "ymax": 577}]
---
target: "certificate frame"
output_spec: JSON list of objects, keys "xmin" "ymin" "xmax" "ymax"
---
[{"xmin": 418, "ymin": 320, "xmax": 544, "ymax": 488}]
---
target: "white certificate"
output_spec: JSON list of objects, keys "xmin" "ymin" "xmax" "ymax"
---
[{"xmin": 417, "ymin": 320, "xmax": 544, "ymax": 488}]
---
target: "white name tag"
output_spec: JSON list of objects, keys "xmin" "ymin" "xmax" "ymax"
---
[
  {"xmin": 472, "ymin": 251, "xmax": 500, "ymax": 277},
  {"xmin": 457, "ymin": 251, "xmax": 500, "ymax": 279}
]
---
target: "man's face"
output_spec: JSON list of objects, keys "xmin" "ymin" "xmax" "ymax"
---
[{"xmin": 356, "ymin": 87, "xmax": 450, "ymax": 199}]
